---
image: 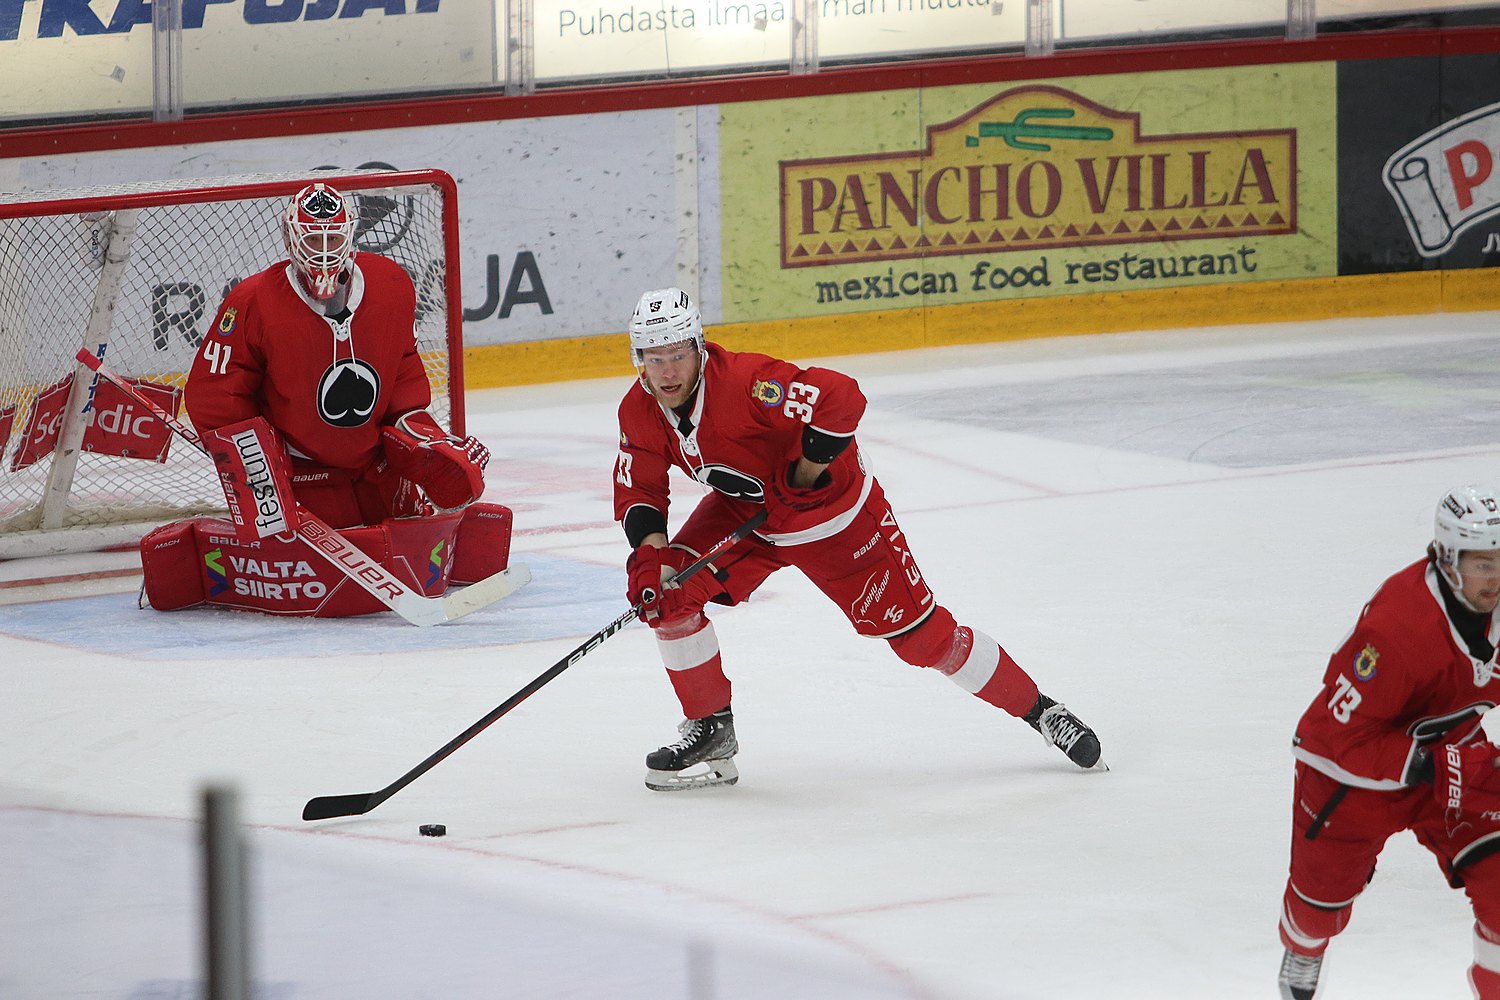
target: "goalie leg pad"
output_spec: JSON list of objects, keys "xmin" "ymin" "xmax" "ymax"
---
[
  {"xmin": 140, "ymin": 518, "xmax": 448, "ymax": 619},
  {"xmin": 450, "ymin": 502, "xmax": 513, "ymax": 584},
  {"xmin": 383, "ymin": 510, "xmax": 466, "ymax": 595},
  {"xmin": 139, "ymin": 519, "xmax": 210, "ymax": 611},
  {"xmin": 201, "ymin": 417, "xmax": 296, "ymax": 542}
]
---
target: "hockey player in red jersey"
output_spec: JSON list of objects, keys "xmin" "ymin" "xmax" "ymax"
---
[
  {"xmin": 1277, "ymin": 484, "xmax": 1500, "ymax": 1000},
  {"xmin": 138, "ymin": 182, "xmax": 512, "ymax": 619},
  {"xmin": 185, "ymin": 181, "xmax": 488, "ymax": 528},
  {"xmin": 613, "ymin": 287, "xmax": 1105, "ymax": 791}
]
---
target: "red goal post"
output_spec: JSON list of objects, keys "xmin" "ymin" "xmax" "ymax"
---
[{"xmin": 0, "ymin": 169, "xmax": 464, "ymax": 558}]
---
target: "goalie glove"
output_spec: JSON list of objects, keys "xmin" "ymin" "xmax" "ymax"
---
[{"xmin": 381, "ymin": 410, "xmax": 489, "ymax": 510}]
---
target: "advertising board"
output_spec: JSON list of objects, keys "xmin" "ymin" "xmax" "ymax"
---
[{"xmin": 720, "ymin": 63, "xmax": 1338, "ymax": 323}]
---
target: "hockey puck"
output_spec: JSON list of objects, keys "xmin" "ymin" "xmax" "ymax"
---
[{"xmin": 418, "ymin": 824, "xmax": 447, "ymax": 837}]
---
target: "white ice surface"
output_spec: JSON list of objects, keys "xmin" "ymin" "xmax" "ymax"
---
[{"xmin": 4, "ymin": 312, "xmax": 1500, "ymax": 1000}]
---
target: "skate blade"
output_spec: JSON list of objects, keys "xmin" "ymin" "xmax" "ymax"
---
[{"xmin": 645, "ymin": 758, "xmax": 739, "ymax": 791}]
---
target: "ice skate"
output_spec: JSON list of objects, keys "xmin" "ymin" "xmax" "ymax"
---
[
  {"xmin": 1277, "ymin": 947, "xmax": 1323, "ymax": 1000},
  {"xmin": 1026, "ymin": 694, "xmax": 1106, "ymax": 770},
  {"xmin": 645, "ymin": 707, "xmax": 739, "ymax": 791}
]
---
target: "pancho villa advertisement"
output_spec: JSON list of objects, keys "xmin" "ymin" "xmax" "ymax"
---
[{"xmin": 719, "ymin": 63, "xmax": 1338, "ymax": 320}]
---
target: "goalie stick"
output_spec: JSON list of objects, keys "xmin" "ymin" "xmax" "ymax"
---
[
  {"xmin": 301, "ymin": 508, "xmax": 768, "ymax": 821},
  {"xmin": 74, "ymin": 348, "xmax": 530, "ymax": 626}
]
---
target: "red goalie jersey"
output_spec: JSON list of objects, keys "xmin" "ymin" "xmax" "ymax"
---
[
  {"xmin": 1292, "ymin": 557, "xmax": 1499, "ymax": 789},
  {"xmin": 185, "ymin": 253, "xmax": 432, "ymax": 469},
  {"xmin": 612, "ymin": 343, "xmax": 868, "ymax": 544}
]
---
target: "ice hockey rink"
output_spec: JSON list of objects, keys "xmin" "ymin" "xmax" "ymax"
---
[{"xmin": 4, "ymin": 309, "xmax": 1499, "ymax": 1000}]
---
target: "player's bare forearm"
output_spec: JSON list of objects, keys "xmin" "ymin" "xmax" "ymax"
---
[{"xmin": 790, "ymin": 457, "xmax": 831, "ymax": 489}]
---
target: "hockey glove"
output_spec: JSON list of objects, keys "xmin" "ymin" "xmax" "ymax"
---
[
  {"xmin": 627, "ymin": 544, "xmax": 672, "ymax": 622},
  {"xmin": 768, "ymin": 460, "xmax": 835, "ymax": 513},
  {"xmin": 627, "ymin": 544, "xmax": 718, "ymax": 625},
  {"xmin": 1434, "ymin": 740, "xmax": 1500, "ymax": 837},
  {"xmin": 381, "ymin": 410, "xmax": 489, "ymax": 510}
]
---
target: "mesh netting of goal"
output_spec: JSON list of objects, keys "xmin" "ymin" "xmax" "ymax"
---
[{"xmin": 0, "ymin": 170, "xmax": 462, "ymax": 558}]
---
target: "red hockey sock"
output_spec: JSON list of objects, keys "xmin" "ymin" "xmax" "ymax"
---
[
  {"xmin": 1279, "ymin": 883, "xmax": 1351, "ymax": 957},
  {"xmin": 656, "ymin": 614, "xmax": 732, "ymax": 720},
  {"xmin": 971, "ymin": 640, "xmax": 1042, "ymax": 717}
]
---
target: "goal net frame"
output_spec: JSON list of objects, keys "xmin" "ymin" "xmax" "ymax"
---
[{"xmin": 0, "ymin": 169, "xmax": 465, "ymax": 558}]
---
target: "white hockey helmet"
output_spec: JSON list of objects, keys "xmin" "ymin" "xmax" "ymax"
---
[
  {"xmin": 629, "ymin": 287, "xmax": 706, "ymax": 391},
  {"xmin": 1434, "ymin": 484, "xmax": 1500, "ymax": 596},
  {"xmin": 282, "ymin": 182, "xmax": 356, "ymax": 301}
]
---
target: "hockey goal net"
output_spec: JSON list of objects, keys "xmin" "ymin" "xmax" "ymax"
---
[{"xmin": 0, "ymin": 169, "xmax": 464, "ymax": 558}]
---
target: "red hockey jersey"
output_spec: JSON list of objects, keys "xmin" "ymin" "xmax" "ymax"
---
[
  {"xmin": 185, "ymin": 253, "xmax": 432, "ymax": 472},
  {"xmin": 1292, "ymin": 558, "xmax": 1498, "ymax": 789},
  {"xmin": 613, "ymin": 343, "xmax": 868, "ymax": 544}
]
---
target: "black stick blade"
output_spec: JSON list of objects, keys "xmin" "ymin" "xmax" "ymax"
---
[{"xmin": 303, "ymin": 792, "xmax": 378, "ymax": 821}]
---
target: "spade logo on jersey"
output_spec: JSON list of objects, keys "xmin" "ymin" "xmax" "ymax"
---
[
  {"xmin": 693, "ymin": 463, "xmax": 765, "ymax": 503},
  {"xmin": 317, "ymin": 358, "xmax": 380, "ymax": 427}
]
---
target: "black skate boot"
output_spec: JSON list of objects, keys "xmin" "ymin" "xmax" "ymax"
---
[
  {"xmin": 1277, "ymin": 948, "xmax": 1323, "ymax": 1000},
  {"xmin": 1024, "ymin": 694, "xmax": 1106, "ymax": 770},
  {"xmin": 644, "ymin": 707, "xmax": 739, "ymax": 791}
]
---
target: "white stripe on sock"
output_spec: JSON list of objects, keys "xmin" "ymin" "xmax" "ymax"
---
[
  {"xmin": 658, "ymin": 620, "xmax": 720, "ymax": 672},
  {"xmin": 947, "ymin": 629, "xmax": 1000, "ymax": 694},
  {"xmin": 1477, "ymin": 925, "xmax": 1500, "ymax": 973},
  {"xmin": 1280, "ymin": 903, "xmax": 1328, "ymax": 952}
]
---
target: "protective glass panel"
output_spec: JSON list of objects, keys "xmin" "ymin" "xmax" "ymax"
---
[
  {"xmin": 817, "ymin": 0, "xmax": 1026, "ymax": 64},
  {"xmin": 532, "ymin": 0, "xmax": 793, "ymax": 83},
  {"xmin": 178, "ymin": 6, "xmax": 501, "ymax": 110},
  {"xmin": 1058, "ymin": 0, "xmax": 1286, "ymax": 43},
  {"xmin": 0, "ymin": 6, "xmax": 154, "ymax": 122}
]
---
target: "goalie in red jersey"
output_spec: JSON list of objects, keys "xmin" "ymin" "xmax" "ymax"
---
[
  {"xmin": 1277, "ymin": 485, "xmax": 1500, "ymax": 1000},
  {"xmin": 137, "ymin": 182, "xmax": 512, "ymax": 618},
  {"xmin": 613, "ymin": 287, "xmax": 1106, "ymax": 791}
]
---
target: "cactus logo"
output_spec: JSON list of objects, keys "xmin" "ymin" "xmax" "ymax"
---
[{"xmin": 427, "ymin": 539, "xmax": 445, "ymax": 589}]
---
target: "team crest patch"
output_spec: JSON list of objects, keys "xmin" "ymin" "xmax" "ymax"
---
[
  {"xmin": 1353, "ymin": 643, "xmax": 1379, "ymax": 681},
  {"xmin": 752, "ymin": 379, "xmax": 784, "ymax": 406},
  {"xmin": 217, "ymin": 308, "xmax": 237, "ymax": 336}
]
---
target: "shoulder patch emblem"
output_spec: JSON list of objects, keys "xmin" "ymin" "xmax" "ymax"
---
[
  {"xmin": 752, "ymin": 379, "xmax": 784, "ymax": 406},
  {"xmin": 217, "ymin": 307, "xmax": 237, "ymax": 336},
  {"xmin": 619, "ymin": 431, "xmax": 629, "ymax": 448},
  {"xmin": 1353, "ymin": 643, "xmax": 1379, "ymax": 681}
]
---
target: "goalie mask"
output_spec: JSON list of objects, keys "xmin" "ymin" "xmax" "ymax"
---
[
  {"xmin": 283, "ymin": 183, "xmax": 356, "ymax": 301},
  {"xmin": 1433, "ymin": 484, "xmax": 1500, "ymax": 603},
  {"xmin": 629, "ymin": 287, "xmax": 706, "ymax": 394}
]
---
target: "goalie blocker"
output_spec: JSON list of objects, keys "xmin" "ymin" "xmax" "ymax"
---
[{"xmin": 140, "ymin": 502, "xmax": 514, "ymax": 617}]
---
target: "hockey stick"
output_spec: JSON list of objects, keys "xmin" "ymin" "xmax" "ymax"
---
[
  {"xmin": 75, "ymin": 348, "xmax": 530, "ymax": 626},
  {"xmin": 301, "ymin": 507, "xmax": 769, "ymax": 821}
]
